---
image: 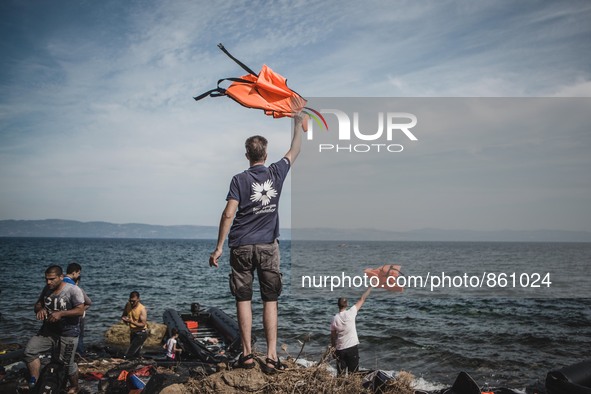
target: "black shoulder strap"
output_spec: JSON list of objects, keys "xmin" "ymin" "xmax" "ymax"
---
[
  {"xmin": 193, "ymin": 88, "xmax": 224, "ymax": 101},
  {"xmin": 217, "ymin": 43, "xmax": 258, "ymax": 76},
  {"xmin": 194, "ymin": 44, "xmax": 257, "ymax": 102},
  {"xmin": 193, "ymin": 77, "xmax": 255, "ymax": 101}
]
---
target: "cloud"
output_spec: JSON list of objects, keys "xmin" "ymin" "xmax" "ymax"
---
[
  {"xmin": 1, "ymin": 0, "xmax": 590, "ymax": 230},
  {"xmin": 552, "ymin": 80, "xmax": 591, "ymax": 97},
  {"xmin": 293, "ymin": 97, "xmax": 591, "ymax": 232}
]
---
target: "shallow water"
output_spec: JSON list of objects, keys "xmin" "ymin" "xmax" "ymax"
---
[{"xmin": 0, "ymin": 238, "xmax": 589, "ymax": 390}]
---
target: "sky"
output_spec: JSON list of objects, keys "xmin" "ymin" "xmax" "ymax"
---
[
  {"xmin": 1, "ymin": 0, "xmax": 590, "ymax": 232},
  {"xmin": 293, "ymin": 97, "xmax": 591, "ymax": 232}
]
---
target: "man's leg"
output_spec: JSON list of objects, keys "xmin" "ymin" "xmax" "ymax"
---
[
  {"xmin": 125, "ymin": 332, "xmax": 135, "ymax": 358},
  {"xmin": 345, "ymin": 345, "xmax": 360, "ymax": 374},
  {"xmin": 236, "ymin": 300, "xmax": 253, "ymax": 360},
  {"xmin": 76, "ymin": 317, "xmax": 85, "ymax": 355},
  {"xmin": 335, "ymin": 349, "xmax": 346, "ymax": 375},
  {"xmin": 230, "ymin": 244, "xmax": 255, "ymax": 364},
  {"xmin": 256, "ymin": 241, "xmax": 282, "ymax": 367},
  {"xmin": 59, "ymin": 336, "xmax": 79, "ymax": 393},
  {"xmin": 24, "ymin": 335, "xmax": 54, "ymax": 383},
  {"xmin": 263, "ymin": 300, "xmax": 278, "ymax": 363},
  {"xmin": 28, "ymin": 358, "xmax": 41, "ymax": 382},
  {"xmin": 125, "ymin": 331, "xmax": 148, "ymax": 359}
]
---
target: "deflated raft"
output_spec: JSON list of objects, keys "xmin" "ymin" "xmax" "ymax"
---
[
  {"xmin": 546, "ymin": 359, "xmax": 591, "ymax": 394},
  {"xmin": 162, "ymin": 303, "xmax": 252, "ymax": 364}
]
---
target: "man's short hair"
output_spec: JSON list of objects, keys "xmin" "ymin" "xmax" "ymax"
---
[
  {"xmin": 245, "ymin": 135, "xmax": 268, "ymax": 162},
  {"xmin": 338, "ymin": 297, "xmax": 348, "ymax": 309},
  {"xmin": 45, "ymin": 265, "xmax": 63, "ymax": 276},
  {"xmin": 130, "ymin": 291, "xmax": 140, "ymax": 299},
  {"xmin": 66, "ymin": 261, "xmax": 82, "ymax": 274}
]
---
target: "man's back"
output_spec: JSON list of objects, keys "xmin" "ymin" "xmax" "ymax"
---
[
  {"xmin": 331, "ymin": 305, "xmax": 359, "ymax": 350},
  {"xmin": 228, "ymin": 158, "xmax": 290, "ymax": 248}
]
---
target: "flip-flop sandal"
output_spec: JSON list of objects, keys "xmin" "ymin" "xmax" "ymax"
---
[
  {"xmin": 235, "ymin": 353, "xmax": 256, "ymax": 369},
  {"xmin": 260, "ymin": 357, "xmax": 286, "ymax": 375}
]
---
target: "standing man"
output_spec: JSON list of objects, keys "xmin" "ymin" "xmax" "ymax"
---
[
  {"xmin": 64, "ymin": 261, "xmax": 92, "ymax": 356},
  {"xmin": 330, "ymin": 287, "xmax": 372, "ymax": 375},
  {"xmin": 24, "ymin": 265, "xmax": 85, "ymax": 393},
  {"xmin": 63, "ymin": 262, "xmax": 80, "ymax": 286},
  {"xmin": 121, "ymin": 291, "xmax": 149, "ymax": 359},
  {"xmin": 209, "ymin": 114, "xmax": 306, "ymax": 373}
]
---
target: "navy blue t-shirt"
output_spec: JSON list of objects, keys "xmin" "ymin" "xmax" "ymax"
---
[{"xmin": 227, "ymin": 157, "xmax": 290, "ymax": 248}]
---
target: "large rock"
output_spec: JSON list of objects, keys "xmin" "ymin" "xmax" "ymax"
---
[
  {"xmin": 159, "ymin": 384, "xmax": 187, "ymax": 394},
  {"xmin": 104, "ymin": 322, "xmax": 167, "ymax": 348}
]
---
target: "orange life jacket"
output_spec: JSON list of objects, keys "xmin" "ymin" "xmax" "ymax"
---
[
  {"xmin": 364, "ymin": 264, "xmax": 404, "ymax": 292},
  {"xmin": 194, "ymin": 44, "xmax": 307, "ymax": 118}
]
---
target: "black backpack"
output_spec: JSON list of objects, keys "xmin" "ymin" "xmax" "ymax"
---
[{"xmin": 34, "ymin": 360, "xmax": 67, "ymax": 394}]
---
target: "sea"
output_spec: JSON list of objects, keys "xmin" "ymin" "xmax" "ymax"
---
[{"xmin": 0, "ymin": 238, "xmax": 589, "ymax": 392}]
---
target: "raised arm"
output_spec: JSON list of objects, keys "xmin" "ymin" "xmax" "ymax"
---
[
  {"xmin": 354, "ymin": 287, "xmax": 372, "ymax": 311},
  {"xmin": 209, "ymin": 199, "xmax": 239, "ymax": 267},
  {"xmin": 283, "ymin": 114, "xmax": 307, "ymax": 165}
]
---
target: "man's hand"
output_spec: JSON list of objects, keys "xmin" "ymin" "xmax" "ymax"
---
[
  {"xmin": 209, "ymin": 248, "xmax": 222, "ymax": 268},
  {"xmin": 47, "ymin": 311, "xmax": 62, "ymax": 323},
  {"xmin": 210, "ymin": 200, "xmax": 236, "ymax": 268},
  {"xmin": 294, "ymin": 113, "xmax": 309, "ymax": 132},
  {"xmin": 36, "ymin": 309, "xmax": 48, "ymax": 321}
]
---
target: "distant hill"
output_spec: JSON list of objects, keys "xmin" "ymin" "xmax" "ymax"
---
[
  {"xmin": 0, "ymin": 219, "xmax": 218, "ymax": 239},
  {"xmin": 1, "ymin": 219, "xmax": 590, "ymax": 242}
]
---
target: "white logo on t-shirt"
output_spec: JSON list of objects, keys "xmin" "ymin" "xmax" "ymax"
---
[{"xmin": 250, "ymin": 179, "xmax": 277, "ymax": 206}]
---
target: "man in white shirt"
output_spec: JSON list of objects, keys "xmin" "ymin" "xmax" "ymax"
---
[{"xmin": 330, "ymin": 287, "xmax": 372, "ymax": 375}]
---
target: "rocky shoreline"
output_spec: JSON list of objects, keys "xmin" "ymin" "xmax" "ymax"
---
[
  {"xmin": 1, "ymin": 322, "xmax": 416, "ymax": 393},
  {"xmin": 74, "ymin": 355, "xmax": 416, "ymax": 394}
]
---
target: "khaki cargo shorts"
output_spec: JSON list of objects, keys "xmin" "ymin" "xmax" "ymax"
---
[{"xmin": 229, "ymin": 240, "xmax": 282, "ymax": 302}]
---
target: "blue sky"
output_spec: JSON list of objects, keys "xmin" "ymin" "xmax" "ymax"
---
[{"xmin": 1, "ymin": 1, "xmax": 590, "ymax": 231}]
